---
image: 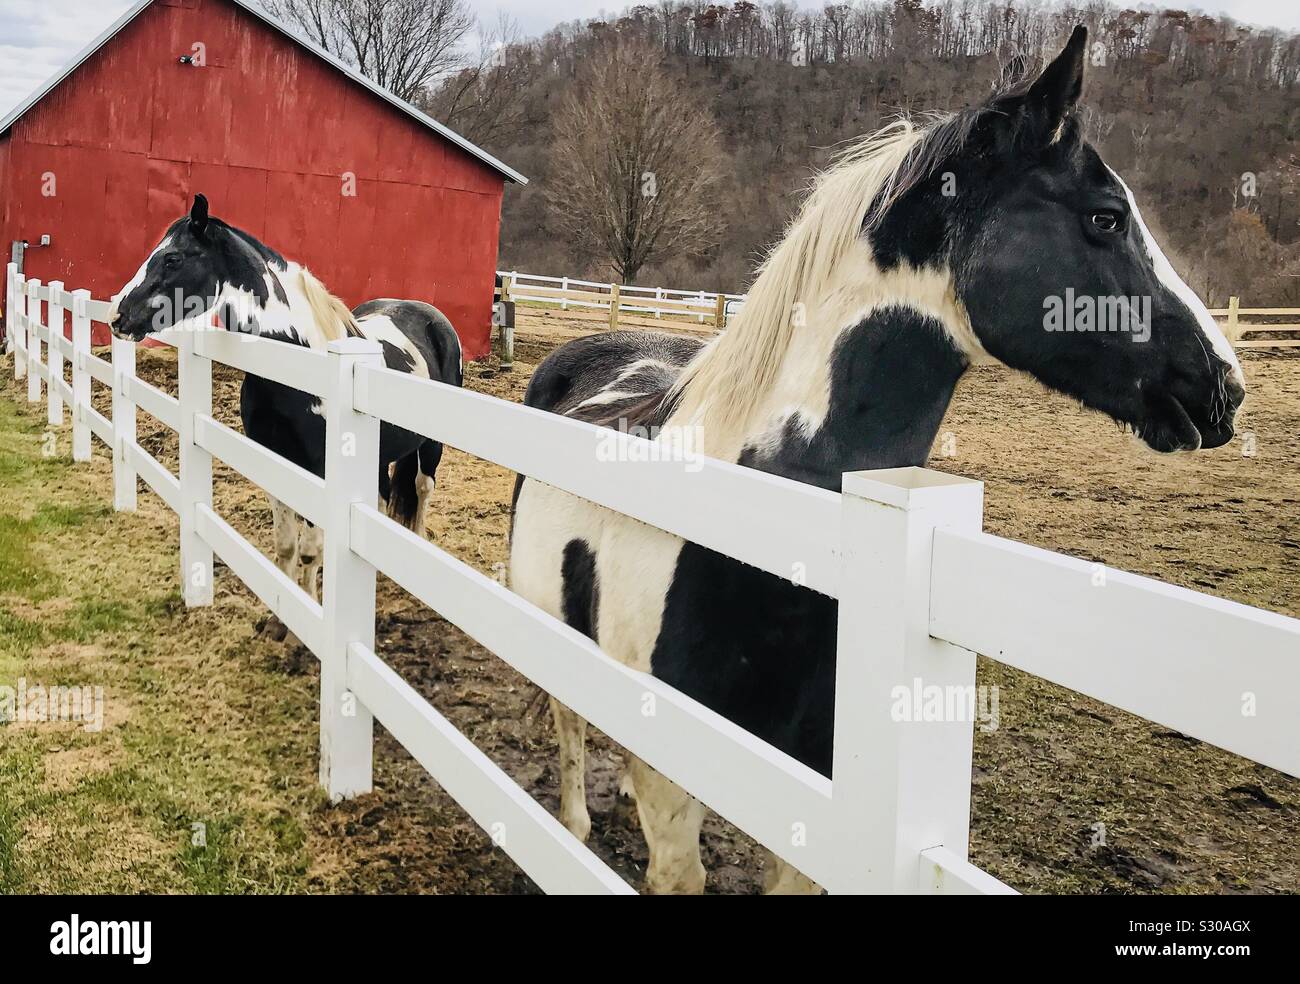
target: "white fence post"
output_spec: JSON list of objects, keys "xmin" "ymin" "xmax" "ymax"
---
[
  {"xmin": 319, "ymin": 337, "xmax": 382, "ymax": 800},
  {"xmin": 6, "ymin": 263, "xmax": 18, "ymax": 365},
  {"xmin": 70, "ymin": 290, "xmax": 91, "ymax": 462},
  {"xmin": 828, "ymin": 466, "xmax": 983, "ymax": 894},
  {"xmin": 560, "ymin": 275, "xmax": 569, "ymax": 311},
  {"xmin": 111, "ymin": 334, "xmax": 137, "ymax": 511},
  {"xmin": 26, "ymin": 279, "xmax": 42, "ymax": 403},
  {"xmin": 8, "ymin": 263, "xmax": 26, "ymax": 378},
  {"xmin": 176, "ymin": 329, "xmax": 213, "ymax": 606},
  {"xmin": 46, "ymin": 281, "xmax": 65, "ymax": 428}
]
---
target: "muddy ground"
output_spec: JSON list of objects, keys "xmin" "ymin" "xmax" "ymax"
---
[{"xmin": 75, "ymin": 315, "xmax": 1300, "ymax": 893}]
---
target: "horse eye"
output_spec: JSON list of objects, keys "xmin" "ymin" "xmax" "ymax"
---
[
  {"xmin": 162, "ymin": 252, "xmax": 183, "ymax": 268},
  {"xmin": 1090, "ymin": 211, "xmax": 1122, "ymax": 233}
]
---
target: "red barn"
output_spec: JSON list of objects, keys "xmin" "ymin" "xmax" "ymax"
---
[{"xmin": 0, "ymin": 0, "xmax": 524, "ymax": 355}]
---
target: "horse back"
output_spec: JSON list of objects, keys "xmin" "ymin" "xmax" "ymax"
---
[
  {"xmin": 352, "ymin": 298, "xmax": 462, "ymax": 387},
  {"xmin": 524, "ymin": 330, "xmax": 703, "ymax": 422}
]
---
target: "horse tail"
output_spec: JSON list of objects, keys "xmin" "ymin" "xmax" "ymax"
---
[{"xmin": 423, "ymin": 308, "xmax": 462, "ymax": 387}]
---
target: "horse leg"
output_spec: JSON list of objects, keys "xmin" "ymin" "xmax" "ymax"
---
[
  {"xmin": 378, "ymin": 459, "xmax": 393, "ymax": 513},
  {"xmin": 551, "ymin": 697, "xmax": 591, "ymax": 842},
  {"xmin": 628, "ymin": 756, "xmax": 707, "ymax": 894},
  {"xmin": 297, "ymin": 519, "xmax": 324, "ymax": 604},
  {"xmin": 609, "ymin": 768, "xmax": 638, "ymax": 829},
  {"xmin": 412, "ymin": 439, "xmax": 443, "ymax": 539},
  {"xmin": 762, "ymin": 851, "xmax": 821, "ymax": 895},
  {"xmin": 260, "ymin": 496, "xmax": 298, "ymax": 641}
]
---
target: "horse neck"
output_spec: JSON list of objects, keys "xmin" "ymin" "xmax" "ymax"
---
[
  {"xmin": 738, "ymin": 304, "xmax": 970, "ymax": 489},
  {"xmin": 276, "ymin": 263, "xmax": 332, "ymax": 349},
  {"xmin": 221, "ymin": 259, "xmax": 335, "ymax": 350},
  {"xmin": 211, "ymin": 225, "xmax": 343, "ymax": 349},
  {"xmin": 677, "ymin": 250, "xmax": 976, "ymax": 488}
]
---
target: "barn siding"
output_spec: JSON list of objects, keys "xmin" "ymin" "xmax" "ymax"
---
[{"xmin": 0, "ymin": 0, "xmax": 505, "ymax": 356}]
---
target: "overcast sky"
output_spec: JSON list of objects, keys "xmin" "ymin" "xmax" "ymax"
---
[{"xmin": 3, "ymin": 0, "xmax": 1298, "ymax": 122}]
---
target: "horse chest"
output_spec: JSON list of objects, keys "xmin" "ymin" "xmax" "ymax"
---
[
  {"xmin": 240, "ymin": 377, "xmax": 325, "ymax": 477},
  {"xmin": 514, "ymin": 480, "xmax": 838, "ymax": 777},
  {"xmin": 650, "ymin": 543, "xmax": 838, "ymax": 778}
]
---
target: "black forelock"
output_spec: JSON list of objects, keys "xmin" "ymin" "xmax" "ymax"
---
[
  {"xmin": 878, "ymin": 75, "xmax": 1085, "ymax": 221},
  {"xmin": 867, "ymin": 74, "xmax": 1086, "ymax": 271}
]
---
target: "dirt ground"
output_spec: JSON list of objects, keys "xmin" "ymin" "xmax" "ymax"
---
[{"xmin": 8, "ymin": 312, "xmax": 1300, "ymax": 894}]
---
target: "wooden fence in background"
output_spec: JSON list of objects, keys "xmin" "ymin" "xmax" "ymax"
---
[
  {"xmin": 493, "ymin": 274, "xmax": 1298, "ymax": 353},
  {"xmin": 496, "ymin": 270, "xmax": 743, "ymax": 331},
  {"xmin": 1210, "ymin": 298, "xmax": 1300, "ymax": 350}
]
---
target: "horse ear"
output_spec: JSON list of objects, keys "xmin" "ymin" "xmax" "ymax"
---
[
  {"xmin": 190, "ymin": 194, "xmax": 210, "ymax": 237},
  {"xmin": 1025, "ymin": 26, "xmax": 1086, "ymax": 129}
]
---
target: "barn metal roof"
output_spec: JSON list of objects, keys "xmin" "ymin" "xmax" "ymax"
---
[{"xmin": 0, "ymin": 0, "xmax": 527, "ymax": 184}]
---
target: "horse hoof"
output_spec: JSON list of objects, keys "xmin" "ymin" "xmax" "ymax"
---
[
  {"xmin": 258, "ymin": 616, "xmax": 289, "ymax": 642},
  {"xmin": 285, "ymin": 641, "xmax": 313, "ymax": 675},
  {"xmin": 644, "ymin": 864, "xmax": 706, "ymax": 895},
  {"xmin": 561, "ymin": 811, "xmax": 592, "ymax": 844},
  {"xmin": 609, "ymin": 792, "xmax": 639, "ymax": 831}
]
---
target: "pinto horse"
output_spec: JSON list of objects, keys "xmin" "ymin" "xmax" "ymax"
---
[
  {"xmin": 510, "ymin": 27, "xmax": 1245, "ymax": 894},
  {"xmin": 108, "ymin": 195, "xmax": 462, "ymax": 609}
]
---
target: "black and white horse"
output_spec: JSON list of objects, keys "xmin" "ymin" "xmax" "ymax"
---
[
  {"xmin": 108, "ymin": 195, "xmax": 462, "ymax": 608},
  {"xmin": 510, "ymin": 28, "xmax": 1245, "ymax": 894}
]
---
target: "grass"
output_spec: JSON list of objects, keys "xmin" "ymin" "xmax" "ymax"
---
[{"xmin": 0, "ymin": 370, "xmax": 329, "ymax": 893}]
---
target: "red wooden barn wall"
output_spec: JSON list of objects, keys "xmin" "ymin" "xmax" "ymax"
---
[{"xmin": 0, "ymin": 0, "xmax": 505, "ymax": 356}]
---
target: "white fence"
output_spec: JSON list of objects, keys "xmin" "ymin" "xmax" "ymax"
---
[
  {"xmin": 497, "ymin": 269, "xmax": 746, "ymax": 324},
  {"xmin": 7, "ymin": 260, "xmax": 1300, "ymax": 895}
]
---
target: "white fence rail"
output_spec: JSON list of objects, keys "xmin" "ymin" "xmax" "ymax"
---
[
  {"xmin": 7, "ymin": 260, "xmax": 1300, "ymax": 894},
  {"xmin": 497, "ymin": 269, "xmax": 746, "ymax": 324}
]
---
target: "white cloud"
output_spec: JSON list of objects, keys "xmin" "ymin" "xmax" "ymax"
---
[
  {"xmin": 0, "ymin": 0, "xmax": 136, "ymax": 120},
  {"xmin": 1211, "ymin": 0, "xmax": 1300, "ymax": 32}
]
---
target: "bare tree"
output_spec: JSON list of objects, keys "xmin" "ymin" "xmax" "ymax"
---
[
  {"xmin": 545, "ymin": 42, "xmax": 725, "ymax": 283},
  {"xmin": 422, "ymin": 17, "xmax": 538, "ymax": 149},
  {"xmin": 261, "ymin": 0, "xmax": 473, "ymax": 101}
]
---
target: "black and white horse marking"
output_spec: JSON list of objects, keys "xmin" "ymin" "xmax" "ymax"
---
[
  {"xmin": 510, "ymin": 28, "xmax": 1245, "ymax": 894},
  {"xmin": 109, "ymin": 195, "xmax": 463, "ymax": 610}
]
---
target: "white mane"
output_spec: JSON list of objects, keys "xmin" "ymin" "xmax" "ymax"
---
[{"xmin": 665, "ymin": 118, "xmax": 981, "ymax": 459}]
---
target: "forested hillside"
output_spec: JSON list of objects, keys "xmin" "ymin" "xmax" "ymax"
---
[{"xmin": 430, "ymin": 1, "xmax": 1300, "ymax": 304}]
